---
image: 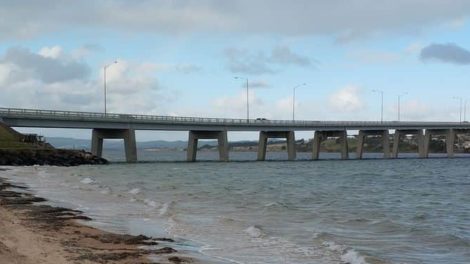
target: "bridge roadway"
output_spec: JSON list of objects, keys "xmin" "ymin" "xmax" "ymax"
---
[{"xmin": 1, "ymin": 107, "xmax": 469, "ymax": 162}]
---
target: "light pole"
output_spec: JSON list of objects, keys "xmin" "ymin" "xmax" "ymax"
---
[
  {"xmin": 292, "ymin": 83, "xmax": 306, "ymax": 121},
  {"xmin": 372, "ymin": 89, "xmax": 384, "ymax": 123},
  {"xmin": 397, "ymin": 92, "xmax": 407, "ymax": 121},
  {"xmin": 464, "ymin": 99, "xmax": 468, "ymax": 122},
  {"xmin": 103, "ymin": 61, "xmax": 118, "ymax": 114},
  {"xmin": 453, "ymin": 96, "xmax": 463, "ymax": 123},
  {"xmin": 234, "ymin": 77, "xmax": 249, "ymax": 121}
]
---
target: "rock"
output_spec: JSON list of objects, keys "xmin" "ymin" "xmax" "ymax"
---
[{"xmin": 0, "ymin": 149, "xmax": 107, "ymax": 166}]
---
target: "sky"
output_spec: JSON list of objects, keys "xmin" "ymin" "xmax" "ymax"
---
[{"xmin": 2, "ymin": 0, "xmax": 470, "ymax": 141}]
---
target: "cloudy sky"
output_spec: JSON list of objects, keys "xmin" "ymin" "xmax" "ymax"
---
[{"xmin": 2, "ymin": 0, "xmax": 470, "ymax": 140}]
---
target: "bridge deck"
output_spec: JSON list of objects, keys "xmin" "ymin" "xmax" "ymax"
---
[{"xmin": 1, "ymin": 107, "xmax": 469, "ymax": 131}]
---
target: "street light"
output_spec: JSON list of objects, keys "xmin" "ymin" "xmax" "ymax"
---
[
  {"xmin": 397, "ymin": 92, "xmax": 407, "ymax": 121},
  {"xmin": 453, "ymin": 96, "xmax": 463, "ymax": 123},
  {"xmin": 104, "ymin": 61, "xmax": 118, "ymax": 114},
  {"xmin": 292, "ymin": 83, "xmax": 306, "ymax": 121},
  {"xmin": 372, "ymin": 89, "xmax": 384, "ymax": 123},
  {"xmin": 464, "ymin": 99, "xmax": 468, "ymax": 122},
  {"xmin": 234, "ymin": 76, "xmax": 249, "ymax": 121}
]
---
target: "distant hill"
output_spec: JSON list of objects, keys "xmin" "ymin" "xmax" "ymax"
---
[{"xmin": 45, "ymin": 137, "xmax": 199, "ymax": 150}]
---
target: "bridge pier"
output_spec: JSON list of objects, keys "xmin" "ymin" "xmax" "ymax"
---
[
  {"xmin": 356, "ymin": 130, "xmax": 390, "ymax": 159},
  {"xmin": 423, "ymin": 129, "xmax": 456, "ymax": 158},
  {"xmin": 257, "ymin": 131, "xmax": 296, "ymax": 161},
  {"xmin": 91, "ymin": 128, "xmax": 137, "ymax": 163},
  {"xmin": 312, "ymin": 130, "xmax": 349, "ymax": 160},
  {"xmin": 392, "ymin": 129, "xmax": 425, "ymax": 158},
  {"xmin": 187, "ymin": 130, "xmax": 229, "ymax": 162}
]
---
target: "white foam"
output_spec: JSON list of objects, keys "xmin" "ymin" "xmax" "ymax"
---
[
  {"xmin": 341, "ymin": 249, "xmax": 368, "ymax": 264},
  {"xmin": 323, "ymin": 241, "xmax": 369, "ymax": 264},
  {"xmin": 145, "ymin": 199, "xmax": 158, "ymax": 208},
  {"xmin": 128, "ymin": 188, "xmax": 141, "ymax": 195},
  {"xmin": 80, "ymin": 177, "xmax": 94, "ymax": 184},
  {"xmin": 244, "ymin": 225, "xmax": 264, "ymax": 238},
  {"xmin": 100, "ymin": 187, "xmax": 111, "ymax": 195},
  {"xmin": 159, "ymin": 201, "xmax": 174, "ymax": 216},
  {"xmin": 323, "ymin": 241, "xmax": 344, "ymax": 251}
]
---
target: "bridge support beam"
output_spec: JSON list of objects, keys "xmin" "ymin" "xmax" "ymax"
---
[
  {"xmin": 356, "ymin": 130, "xmax": 390, "ymax": 159},
  {"xmin": 312, "ymin": 130, "xmax": 349, "ymax": 160},
  {"xmin": 392, "ymin": 129, "xmax": 425, "ymax": 158},
  {"xmin": 91, "ymin": 128, "xmax": 137, "ymax": 163},
  {"xmin": 187, "ymin": 131, "xmax": 229, "ymax": 162},
  {"xmin": 257, "ymin": 131, "xmax": 296, "ymax": 161}
]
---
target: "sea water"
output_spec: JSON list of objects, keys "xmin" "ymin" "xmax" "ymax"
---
[{"xmin": 2, "ymin": 151, "xmax": 470, "ymax": 264}]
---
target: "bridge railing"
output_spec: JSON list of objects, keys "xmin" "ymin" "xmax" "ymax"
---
[{"xmin": 0, "ymin": 107, "xmax": 467, "ymax": 128}]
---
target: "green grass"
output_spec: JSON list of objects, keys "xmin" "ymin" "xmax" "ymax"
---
[{"xmin": 0, "ymin": 124, "xmax": 45, "ymax": 149}]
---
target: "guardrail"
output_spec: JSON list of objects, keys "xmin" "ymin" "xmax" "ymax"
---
[{"xmin": 0, "ymin": 107, "xmax": 467, "ymax": 128}]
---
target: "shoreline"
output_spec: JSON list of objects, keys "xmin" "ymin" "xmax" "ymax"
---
[{"xmin": 0, "ymin": 173, "xmax": 190, "ymax": 264}]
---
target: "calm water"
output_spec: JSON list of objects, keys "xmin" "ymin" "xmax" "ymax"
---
[{"xmin": 2, "ymin": 152, "xmax": 470, "ymax": 263}]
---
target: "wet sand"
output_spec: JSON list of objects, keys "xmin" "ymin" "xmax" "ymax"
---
[{"xmin": 0, "ymin": 175, "xmax": 191, "ymax": 264}]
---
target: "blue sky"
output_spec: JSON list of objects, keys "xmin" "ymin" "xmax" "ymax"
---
[{"xmin": 2, "ymin": 1, "xmax": 470, "ymax": 140}]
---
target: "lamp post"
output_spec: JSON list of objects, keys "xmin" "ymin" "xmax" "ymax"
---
[
  {"xmin": 453, "ymin": 96, "xmax": 463, "ymax": 123},
  {"xmin": 103, "ymin": 61, "xmax": 118, "ymax": 114},
  {"xmin": 372, "ymin": 89, "xmax": 384, "ymax": 123},
  {"xmin": 292, "ymin": 83, "xmax": 306, "ymax": 121},
  {"xmin": 397, "ymin": 92, "xmax": 407, "ymax": 121},
  {"xmin": 234, "ymin": 77, "xmax": 249, "ymax": 121},
  {"xmin": 464, "ymin": 99, "xmax": 468, "ymax": 122}
]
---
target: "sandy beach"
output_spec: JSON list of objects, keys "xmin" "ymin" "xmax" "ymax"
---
[{"xmin": 0, "ymin": 174, "xmax": 189, "ymax": 264}]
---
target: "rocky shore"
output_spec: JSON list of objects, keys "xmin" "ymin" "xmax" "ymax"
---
[
  {"xmin": 0, "ymin": 175, "xmax": 190, "ymax": 264},
  {"xmin": 0, "ymin": 149, "xmax": 108, "ymax": 166}
]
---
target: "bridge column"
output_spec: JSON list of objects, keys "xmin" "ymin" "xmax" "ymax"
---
[
  {"xmin": 91, "ymin": 128, "xmax": 137, "ymax": 163},
  {"xmin": 423, "ymin": 130, "xmax": 432, "ymax": 158},
  {"xmin": 392, "ymin": 129, "xmax": 425, "ymax": 159},
  {"xmin": 186, "ymin": 131, "xmax": 229, "ymax": 162},
  {"xmin": 91, "ymin": 129, "xmax": 103, "ymax": 158},
  {"xmin": 356, "ymin": 130, "xmax": 390, "ymax": 159},
  {"xmin": 312, "ymin": 131, "xmax": 322, "ymax": 160},
  {"xmin": 446, "ymin": 129, "xmax": 455, "ymax": 158},
  {"xmin": 312, "ymin": 130, "xmax": 349, "ymax": 160},
  {"xmin": 257, "ymin": 131, "xmax": 296, "ymax": 161}
]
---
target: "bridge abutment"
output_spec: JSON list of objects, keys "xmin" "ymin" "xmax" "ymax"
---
[
  {"xmin": 312, "ymin": 130, "xmax": 349, "ymax": 160},
  {"xmin": 257, "ymin": 131, "xmax": 296, "ymax": 161},
  {"xmin": 356, "ymin": 130, "xmax": 391, "ymax": 159},
  {"xmin": 187, "ymin": 131, "xmax": 229, "ymax": 162},
  {"xmin": 392, "ymin": 129, "xmax": 425, "ymax": 158},
  {"xmin": 91, "ymin": 128, "xmax": 137, "ymax": 163}
]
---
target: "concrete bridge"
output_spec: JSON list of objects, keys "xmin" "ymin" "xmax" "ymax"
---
[{"xmin": 1, "ymin": 107, "xmax": 469, "ymax": 162}]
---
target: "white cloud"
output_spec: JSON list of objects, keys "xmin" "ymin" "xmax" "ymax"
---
[
  {"xmin": 38, "ymin": 46, "xmax": 63, "ymax": 59},
  {"xmin": 0, "ymin": 64, "xmax": 14, "ymax": 85},
  {"xmin": 0, "ymin": 46, "xmax": 90, "ymax": 84},
  {"xmin": 328, "ymin": 85, "xmax": 365, "ymax": 112},
  {"xmin": 446, "ymin": 17, "xmax": 466, "ymax": 30},
  {"xmin": 0, "ymin": 46, "xmax": 167, "ymax": 114}
]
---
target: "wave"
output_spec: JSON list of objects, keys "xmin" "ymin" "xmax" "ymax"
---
[
  {"xmin": 143, "ymin": 199, "xmax": 158, "ymax": 208},
  {"xmin": 159, "ymin": 201, "xmax": 175, "ymax": 216},
  {"xmin": 323, "ymin": 241, "xmax": 369, "ymax": 264},
  {"xmin": 128, "ymin": 188, "xmax": 141, "ymax": 195},
  {"xmin": 244, "ymin": 225, "xmax": 264, "ymax": 238},
  {"xmin": 80, "ymin": 177, "xmax": 95, "ymax": 184}
]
